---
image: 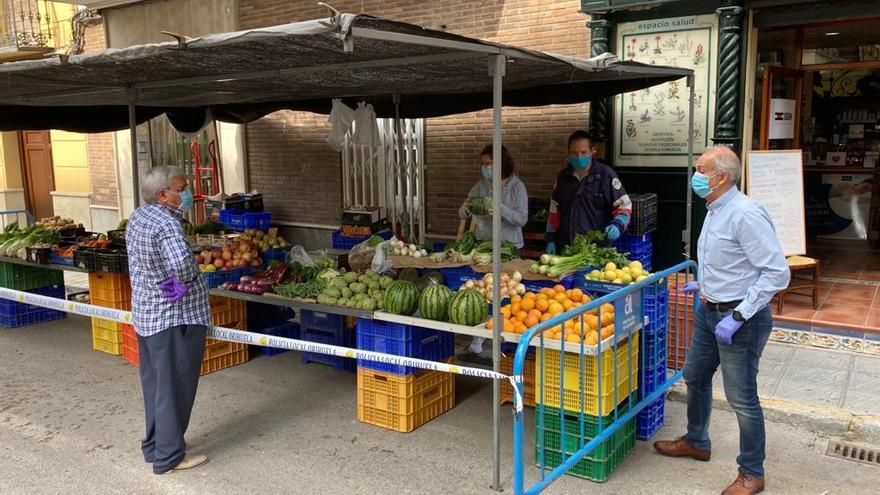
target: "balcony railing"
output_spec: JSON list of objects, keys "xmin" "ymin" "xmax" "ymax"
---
[{"xmin": 1, "ymin": 0, "xmax": 84, "ymax": 62}]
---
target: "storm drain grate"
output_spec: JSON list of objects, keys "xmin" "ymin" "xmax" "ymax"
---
[{"xmin": 825, "ymin": 440, "xmax": 880, "ymax": 467}]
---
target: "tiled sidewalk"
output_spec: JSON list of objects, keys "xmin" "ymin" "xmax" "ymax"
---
[{"xmin": 713, "ymin": 340, "xmax": 880, "ymax": 415}]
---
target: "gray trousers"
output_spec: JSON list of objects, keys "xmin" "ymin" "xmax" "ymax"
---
[{"xmin": 137, "ymin": 324, "xmax": 206, "ymax": 474}]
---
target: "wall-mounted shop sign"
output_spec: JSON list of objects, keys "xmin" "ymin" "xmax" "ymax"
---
[{"xmin": 614, "ymin": 14, "xmax": 718, "ymax": 167}]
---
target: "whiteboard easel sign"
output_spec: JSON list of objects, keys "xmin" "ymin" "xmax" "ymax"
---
[
  {"xmin": 746, "ymin": 150, "xmax": 806, "ymax": 257},
  {"xmin": 768, "ymin": 99, "xmax": 796, "ymax": 140}
]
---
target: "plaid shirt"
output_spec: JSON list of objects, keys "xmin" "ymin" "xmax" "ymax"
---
[{"xmin": 126, "ymin": 203, "xmax": 210, "ymax": 337}]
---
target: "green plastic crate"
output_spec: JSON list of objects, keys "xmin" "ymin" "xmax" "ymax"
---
[
  {"xmin": 535, "ymin": 392, "xmax": 637, "ymax": 439},
  {"xmin": 535, "ymin": 415, "xmax": 633, "ymax": 460},
  {"xmin": 0, "ymin": 262, "xmax": 64, "ymax": 290},
  {"xmin": 535, "ymin": 417, "xmax": 636, "ymax": 482}
]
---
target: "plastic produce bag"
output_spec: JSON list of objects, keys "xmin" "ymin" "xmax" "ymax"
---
[
  {"xmin": 370, "ymin": 238, "xmax": 397, "ymax": 274},
  {"xmin": 288, "ymin": 245, "xmax": 315, "ymax": 267}
]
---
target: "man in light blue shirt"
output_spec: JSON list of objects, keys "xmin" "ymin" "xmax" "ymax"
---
[{"xmin": 654, "ymin": 146, "xmax": 790, "ymax": 495}]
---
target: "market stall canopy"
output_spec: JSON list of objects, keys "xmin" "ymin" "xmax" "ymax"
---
[{"xmin": 0, "ymin": 13, "xmax": 693, "ymax": 133}]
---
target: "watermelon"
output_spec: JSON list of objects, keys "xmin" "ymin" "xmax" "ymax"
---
[
  {"xmin": 384, "ymin": 280, "xmax": 420, "ymax": 316},
  {"xmin": 449, "ymin": 289, "xmax": 488, "ymax": 326},
  {"xmin": 419, "ymin": 284, "xmax": 453, "ymax": 321}
]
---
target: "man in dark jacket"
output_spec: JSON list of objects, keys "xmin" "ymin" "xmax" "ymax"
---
[{"xmin": 545, "ymin": 131, "xmax": 632, "ymax": 253}]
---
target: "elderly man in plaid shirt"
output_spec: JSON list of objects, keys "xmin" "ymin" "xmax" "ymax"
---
[{"xmin": 126, "ymin": 165, "xmax": 210, "ymax": 474}]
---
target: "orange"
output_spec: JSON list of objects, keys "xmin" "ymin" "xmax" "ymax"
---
[
  {"xmin": 516, "ymin": 311, "xmax": 528, "ymax": 322},
  {"xmin": 535, "ymin": 299, "xmax": 550, "ymax": 312},
  {"xmin": 584, "ymin": 332, "xmax": 598, "ymax": 345},
  {"xmin": 500, "ymin": 306, "xmax": 512, "ymax": 319},
  {"xmin": 528, "ymin": 309, "xmax": 542, "ymax": 320},
  {"xmin": 540, "ymin": 313, "xmax": 553, "ymax": 323},
  {"xmin": 601, "ymin": 303, "xmax": 614, "ymax": 314},
  {"xmin": 510, "ymin": 303, "xmax": 521, "ymax": 315},
  {"xmin": 526, "ymin": 315, "xmax": 540, "ymax": 327},
  {"xmin": 563, "ymin": 300, "xmax": 575, "ymax": 311},
  {"xmin": 486, "ymin": 319, "xmax": 494, "ymax": 330},
  {"xmin": 541, "ymin": 287, "xmax": 555, "ymax": 298},
  {"xmin": 515, "ymin": 322, "xmax": 527, "ymax": 334},
  {"xmin": 551, "ymin": 331, "xmax": 562, "ymax": 341},
  {"xmin": 548, "ymin": 302, "xmax": 564, "ymax": 315},
  {"xmin": 582, "ymin": 294, "xmax": 592, "ymax": 304},
  {"xmin": 524, "ymin": 292, "xmax": 536, "ymax": 300},
  {"xmin": 585, "ymin": 314, "xmax": 599, "ymax": 329},
  {"xmin": 600, "ymin": 325, "xmax": 614, "ymax": 340},
  {"xmin": 511, "ymin": 294, "xmax": 522, "ymax": 304},
  {"xmin": 568, "ymin": 288, "xmax": 584, "ymax": 302},
  {"xmin": 503, "ymin": 319, "xmax": 515, "ymax": 333},
  {"xmin": 554, "ymin": 293, "xmax": 568, "ymax": 304},
  {"xmin": 600, "ymin": 312, "xmax": 614, "ymax": 326},
  {"xmin": 520, "ymin": 298, "xmax": 535, "ymax": 312},
  {"xmin": 554, "ymin": 284, "xmax": 566, "ymax": 293},
  {"xmin": 565, "ymin": 333, "xmax": 581, "ymax": 343}
]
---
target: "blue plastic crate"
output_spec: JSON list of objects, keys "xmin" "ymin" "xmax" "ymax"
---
[
  {"xmin": 356, "ymin": 319, "xmax": 454, "ymax": 375},
  {"xmin": 201, "ymin": 269, "xmax": 238, "ymax": 289},
  {"xmin": 50, "ymin": 252, "xmax": 75, "ymax": 266},
  {"xmin": 0, "ymin": 285, "xmax": 67, "ymax": 328},
  {"xmin": 638, "ymin": 362, "xmax": 667, "ymax": 400},
  {"xmin": 300, "ymin": 309, "xmax": 345, "ymax": 335},
  {"xmin": 636, "ymin": 395, "xmax": 665, "ymax": 440},
  {"xmin": 613, "ymin": 232, "xmax": 652, "ymax": 255},
  {"xmin": 439, "ymin": 266, "xmax": 477, "ymax": 291},
  {"xmin": 258, "ymin": 322, "xmax": 300, "ymax": 356},
  {"xmin": 641, "ymin": 329, "xmax": 668, "ymax": 371},
  {"xmin": 262, "ymin": 248, "xmax": 287, "ymax": 264},
  {"xmin": 247, "ymin": 303, "xmax": 294, "ymax": 330},
  {"xmin": 300, "ymin": 324, "xmax": 357, "ymax": 372},
  {"xmin": 219, "ymin": 210, "xmax": 271, "ymax": 232},
  {"xmin": 643, "ymin": 283, "xmax": 669, "ymax": 333},
  {"xmin": 330, "ymin": 230, "xmax": 394, "ymax": 251}
]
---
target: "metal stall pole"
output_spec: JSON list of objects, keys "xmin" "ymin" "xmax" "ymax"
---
[
  {"xmin": 490, "ymin": 52, "xmax": 506, "ymax": 492},
  {"xmin": 684, "ymin": 75, "xmax": 696, "ymax": 258},
  {"xmin": 394, "ymin": 94, "xmax": 406, "ymax": 239},
  {"xmin": 128, "ymin": 99, "xmax": 140, "ymax": 208}
]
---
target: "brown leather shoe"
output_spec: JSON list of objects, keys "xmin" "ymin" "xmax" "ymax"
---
[
  {"xmin": 653, "ymin": 436, "xmax": 711, "ymax": 462},
  {"xmin": 721, "ymin": 472, "xmax": 765, "ymax": 494}
]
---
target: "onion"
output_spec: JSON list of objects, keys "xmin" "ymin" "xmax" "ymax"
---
[
  {"xmin": 516, "ymin": 283, "xmax": 526, "ymax": 294},
  {"xmin": 507, "ymin": 280, "xmax": 518, "ymax": 290},
  {"xmin": 484, "ymin": 274, "xmax": 493, "ymax": 284},
  {"xmin": 420, "ymin": 249, "xmax": 428, "ymax": 256},
  {"xmin": 413, "ymin": 251, "xmax": 423, "ymax": 258},
  {"xmin": 240, "ymin": 276, "xmax": 253, "ymax": 282},
  {"xmin": 501, "ymin": 273, "xmax": 510, "ymax": 282},
  {"xmin": 512, "ymin": 271, "xmax": 523, "ymax": 282},
  {"xmin": 465, "ymin": 280, "xmax": 476, "ymax": 289}
]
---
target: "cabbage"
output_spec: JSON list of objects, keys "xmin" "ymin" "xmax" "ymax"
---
[{"xmin": 467, "ymin": 196, "xmax": 492, "ymax": 216}]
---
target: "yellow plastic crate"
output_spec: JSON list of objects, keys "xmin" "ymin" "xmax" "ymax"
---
[
  {"xmin": 210, "ymin": 295, "xmax": 246, "ymax": 329},
  {"xmin": 203, "ymin": 338, "xmax": 247, "ymax": 360},
  {"xmin": 501, "ymin": 353, "xmax": 536, "ymax": 407},
  {"xmin": 92, "ymin": 335, "xmax": 123, "ymax": 355},
  {"xmin": 88, "ymin": 272, "xmax": 132, "ymax": 310},
  {"xmin": 357, "ymin": 367, "xmax": 455, "ymax": 432},
  {"xmin": 200, "ymin": 348, "xmax": 248, "ymax": 375},
  {"xmin": 535, "ymin": 332, "xmax": 640, "ymax": 416},
  {"xmin": 91, "ymin": 318, "xmax": 123, "ymax": 344}
]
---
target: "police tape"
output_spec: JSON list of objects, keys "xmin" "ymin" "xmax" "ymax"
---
[{"xmin": 0, "ymin": 287, "xmax": 524, "ymax": 412}]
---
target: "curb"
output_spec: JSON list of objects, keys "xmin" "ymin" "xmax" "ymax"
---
[{"xmin": 666, "ymin": 382, "xmax": 880, "ymax": 444}]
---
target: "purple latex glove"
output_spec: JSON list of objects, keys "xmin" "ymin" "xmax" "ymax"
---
[
  {"xmin": 679, "ymin": 281, "xmax": 700, "ymax": 294},
  {"xmin": 158, "ymin": 276, "xmax": 188, "ymax": 302},
  {"xmin": 714, "ymin": 314, "xmax": 743, "ymax": 345}
]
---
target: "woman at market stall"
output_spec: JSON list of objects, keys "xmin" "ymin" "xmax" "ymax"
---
[{"xmin": 458, "ymin": 144, "xmax": 528, "ymax": 357}]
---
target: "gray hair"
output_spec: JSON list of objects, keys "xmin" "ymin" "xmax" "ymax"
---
[
  {"xmin": 140, "ymin": 166, "xmax": 186, "ymax": 204},
  {"xmin": 706, "ymin": 145, "xmax": 742, "ymax": 185}
]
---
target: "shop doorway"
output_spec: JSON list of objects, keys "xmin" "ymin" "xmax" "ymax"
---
[
  {"xmin": 752, "ymin": 18, "xmax": 880, "ymax": 329},
  {"xmin": 19, "ymin": 130, "xmax": 55, "ymax": 221}
]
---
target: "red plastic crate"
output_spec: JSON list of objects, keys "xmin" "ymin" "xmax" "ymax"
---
[{"xmin": 122, "ymin": 324, "xmax": 138, "ymax": 367}]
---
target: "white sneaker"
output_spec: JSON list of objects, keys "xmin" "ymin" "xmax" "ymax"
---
[{"xmin": 169, "ymin": 454, "xmax": 208, "ymax": 472}]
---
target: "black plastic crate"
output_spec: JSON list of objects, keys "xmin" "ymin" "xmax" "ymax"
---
[
  {"xmin": 95, "ymin": 250, "xmax": 128, "ymax": 274},
  {"xmin": 73, "ymin": 247, "xmax": 99, "ymax": 271},
  {"xmin": 628, "ymin": 193, "xmax": 658, "ymax": 235}
]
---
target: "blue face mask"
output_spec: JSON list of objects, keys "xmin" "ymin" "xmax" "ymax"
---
[
  {"xmin": 568, "ymin": 156, "xmax": 592, "ymax": 170},
  {"xmin": 481, "ymin": 166, "xmax": 492, "ymax": 180},
  {"xmin": 177, "ymin": 189, "xmax": 194, "ymax": 212},
  {"xmin": 691, "ymin": 172, "xmax": 717, "ymax": 198}
]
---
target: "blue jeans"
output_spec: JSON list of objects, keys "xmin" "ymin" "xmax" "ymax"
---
[{"xmin": 682, "ymin": 304, "xmax": 773, "ymax": 478}]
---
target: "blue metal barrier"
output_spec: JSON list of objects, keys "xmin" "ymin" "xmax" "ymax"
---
[{"xmin": 512, "ymin": 261, "xmax": 697, "ymax": 495}]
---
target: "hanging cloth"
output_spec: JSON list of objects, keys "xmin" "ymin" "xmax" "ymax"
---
[
  {"xmin": 352, "ymin": 102, "xmax": 381, "ymax": 147},
  {"xmin": 326, "ymin": 98, "xmax": 355, "ymax": 151}
]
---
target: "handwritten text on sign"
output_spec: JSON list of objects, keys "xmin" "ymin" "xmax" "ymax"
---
[{"xmin": 746, "ymin": 150, "xmax": 806, "ymax": 257}]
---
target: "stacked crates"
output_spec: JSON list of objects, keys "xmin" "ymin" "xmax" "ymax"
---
[
  {"xmin": 246, "ymin": 303, "xmax": 297, "ymax": 357},
  {"xmin": 667, "ymin": 274, "xmax": 696, "ymax": 370},
  {"xmin": 612, "ymin": 233, "xmax": 653, "ymax": 272},
  {"xmin": 637, "ymin": 282, "xmax": 669, "ymax": 440},
  {"xmin": 88, "ymin": 272, "xmax": 131, "ymax": 355},
  {"xmin": 300, "ymin": 310, "xmax": 356, "ymax": 371},
  {"xmin": 534, "ymin": 333, "xmax": 639, "ymax": 482},
  {"xmin": 535, "ymin": 400, "xmax": 637, "ymax": 482},
  {"xmin": 203, "ymin": 295, "xmax": 249, "ymax": 375},
  {"xmin": 355, "ymin": 319, "xmax": 456, "ymax": 431},
  {"xmin": 0, "ymin": 283, "xmax": 67, "ymax": 328}
]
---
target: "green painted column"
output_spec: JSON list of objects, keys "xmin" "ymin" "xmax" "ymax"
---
[
  {"xmin": 588, "ymin": 13, "xmax": 613, "ymax": 144},
  {"xmin": 713, "ymin": 0, "xmax": 745, "ymax": 151}
]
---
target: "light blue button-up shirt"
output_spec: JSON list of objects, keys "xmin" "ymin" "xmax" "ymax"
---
[
  {"xmin": 697, "ymin": 186, "xmax": 791, "ymax": 320},
  {"xmin": 458, "ymin": 175, "xmax": 529, "ymax": 248}
]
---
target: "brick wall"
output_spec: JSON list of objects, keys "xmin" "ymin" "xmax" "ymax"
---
[
  {"xmin": 83, "ymin": 20, "xmax": 118, "ymax": 208},
  {"xmin": 239, "ymin": 0, "xmax": 590, "ymax": 234}
]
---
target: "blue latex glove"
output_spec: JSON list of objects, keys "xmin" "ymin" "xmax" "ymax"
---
[
  {"xmin": 158, "ymin": 276, "xmax": 189, "ymax": 302},
  {"xmin": 604, "ymin": 224, "xmax": 622, "ymax": 241},
  {"xmin": 545, "ymin": 242, "xmax": 556, "ymax": 255},
  {"xmin": 714, "ymin": 314, "xmax": 743, "ymax": 345},
  {"xmin": 679, "ymin": 281, "xmax": 700, "ymax": 294}
]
